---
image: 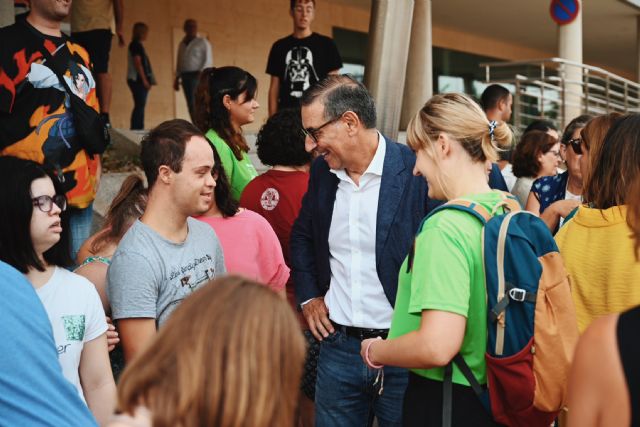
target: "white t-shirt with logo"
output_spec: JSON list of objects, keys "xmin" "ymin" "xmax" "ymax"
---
[{"xmin": 36, "ymin": 267, "xmax": 107, "ymax": 401}]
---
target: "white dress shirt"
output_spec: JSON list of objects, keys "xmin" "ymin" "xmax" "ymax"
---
[
  {"xmin": 324, "ymin": 133, "xmax": 393, "ymax": 329},
  {"xmin": 176, "ymin": 37, "xmax": 213, "ymax": 74}
]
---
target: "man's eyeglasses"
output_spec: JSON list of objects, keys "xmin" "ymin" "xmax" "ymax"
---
[
  {"xmin": 32, "ymin": 195, "xmax": 67, "ymax": 213},
  {"xmin": 567, "ymin": 138, "xmax": 583, "ymax": 155},
  {"xmin": 302, "ymin": 115, "xmax": 342, "ymax": 144}
]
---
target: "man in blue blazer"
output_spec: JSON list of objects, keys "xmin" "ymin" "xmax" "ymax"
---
[{"xmin": 290, "ymin": 75, "xmax": 434, "ymax": 427}]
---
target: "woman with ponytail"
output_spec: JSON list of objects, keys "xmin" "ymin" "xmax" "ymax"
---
[
  {"xmin": 359, "ymin": 93, "xmax": 512, "ymax": 427},
  {"xmin": 76, "ymin": 174, "xmax": 147, "ymax": 312},
  {"xmin": 194, "ymin": 66, "xmax": 259, "ymax": 200}
]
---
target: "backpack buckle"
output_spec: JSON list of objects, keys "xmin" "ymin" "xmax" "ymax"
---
[{"xmin": 508, "ymin": 288, "xmax": 527, "ymax": 302}]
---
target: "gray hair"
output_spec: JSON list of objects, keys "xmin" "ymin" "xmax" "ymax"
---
[{"xmin": 301, "ymin": 75, "xmax": 377, "ymax": 129}]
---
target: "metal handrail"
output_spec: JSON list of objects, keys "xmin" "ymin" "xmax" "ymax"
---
[
  {"xmin": 481, "ymin": 57, "xmax": 640, "ymax": 90},
  {"xmin": 481, "ymin": 57, "xmax": 640, "ymax": 131}
]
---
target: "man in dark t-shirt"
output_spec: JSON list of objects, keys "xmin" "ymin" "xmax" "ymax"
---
[{"xmin": 266, "ymin": 0, "xmax": 342, "ymax": 115}]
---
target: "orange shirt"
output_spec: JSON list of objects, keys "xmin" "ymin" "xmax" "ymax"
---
[{"xmin": 0, "ymin": 20, "xmax": 99, "ymax": 208}]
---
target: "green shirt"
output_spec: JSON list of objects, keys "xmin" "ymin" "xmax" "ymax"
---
[
  {"xmin": 388, "ymin": 191, "xmax": 506, "ymax": 386},
  {"xmin": 205, "ymin": 129, "xmax": 258, "ymax": 201}
]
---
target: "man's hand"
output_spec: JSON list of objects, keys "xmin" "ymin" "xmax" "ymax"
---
[
  {"xmin": 116, "ymin": 30, "xmax": 125, "ymax": 47},
  {"xmin": 105, "ymin": 316, "xmax": 120, "ymax": 352},
  {"xmin": 173, "ymin": 77, "xmax": 180, "ymax": 92},
  {"xmin": 302, "ymin": 297, "xmax": 334, "ymax": 341},
  {"xmin": 143, "ymin": 80, "xmax": 151, "ymax": 90}
]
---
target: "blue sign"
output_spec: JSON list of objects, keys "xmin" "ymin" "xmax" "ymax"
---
[{"xmin": 550, "ymin": 0, "xmax": 580, "ymax": 25}]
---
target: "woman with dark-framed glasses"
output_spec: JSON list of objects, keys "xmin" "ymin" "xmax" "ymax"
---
[
  {"xmin": 510, "ymin": 129, "xmax": 562, "ymax": 207},
  {"xmin": 0, "ymin": 156, "xmax": 116, "ymax": 425},
  {"xmin": 525, "ymin": 115, "xmax": 593, "ymax": 233}
]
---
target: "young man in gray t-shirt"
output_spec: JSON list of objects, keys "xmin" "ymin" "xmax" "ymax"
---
[{"xmin": 107, "ymin": 119, "xmax": 226, "ymax": 362}]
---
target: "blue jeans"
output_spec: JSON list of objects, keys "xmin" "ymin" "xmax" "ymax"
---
[
  {"xmin": 68, "ymin": 203, "xmax": 93, "ymax": 264},
  {"xmin": 127, "ymin": 79, "xmax": 148, "ymax": 130},
  {"xmin": 315, "ymin": 330, "xmax": 408, "ymax": 427}
]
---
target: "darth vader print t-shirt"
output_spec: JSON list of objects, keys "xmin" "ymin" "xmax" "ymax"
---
[{"xmin": 266, "ymin": 32, "xmax": 343, "ymax": 110}]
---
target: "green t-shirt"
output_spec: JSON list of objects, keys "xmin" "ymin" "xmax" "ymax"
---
[
  {"xmin": 205, "ymin": 129, "xmax": 258, "ymax": 201},
  {"xmin": 388, "ymin": 191, "xmax": 506, "ymax": 387}
]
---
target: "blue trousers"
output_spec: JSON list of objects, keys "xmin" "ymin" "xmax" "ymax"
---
[
  {"xmin": 180, "ymin": 71, "xmax": 200, "ymax": 121},
  {"xmin": 68, "ymin": 203, "xmax": 93, "ymax": 264},
  {"xmin": 127, "ymin": 80, "xmax": 148, "ymax": 130},
  {"xmin": 315, "ymin": 330, "xmax": 408, "ymax": 427}
]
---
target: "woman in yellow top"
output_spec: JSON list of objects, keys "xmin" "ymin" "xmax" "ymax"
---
[
  {"xmin": 555, "ymin": 113, "xmax": 640, "ymax": 332},
  {"xmin": 194, "ymin": 66, "xmax": 259, "ymax": 200}
]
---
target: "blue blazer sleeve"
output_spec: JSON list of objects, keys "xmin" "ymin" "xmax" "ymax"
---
[
  {"xmin": 489, "ymin": 162, "xmax": 509, "ymax": 191},
  {"xmin": 290, "ymin": 159, "xmax": 325, "ymax": 306}
]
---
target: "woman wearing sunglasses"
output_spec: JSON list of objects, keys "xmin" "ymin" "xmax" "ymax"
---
[
  {"xmin": 525, "ymin": 115, "xmax": 592, "ymax": 233},
  {"xmin": 555, "ymin": 112, "xmax": 640, "ymax": 334},
  {"xmin": 193, "ymin": 66, "xmax": 259, "ymax": 200},
  {"xmin": 0, "ymin": 156, "xmax": 116, "ymax": 426}
]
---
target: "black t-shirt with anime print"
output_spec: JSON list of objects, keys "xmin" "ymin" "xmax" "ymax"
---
[
  {"xmin": 266, "ymin": 32, "xmax": 343, "ymax": 110},
  {"xmin": 0, "ymin": 18, "xmax": 99, "ymax": 208}
]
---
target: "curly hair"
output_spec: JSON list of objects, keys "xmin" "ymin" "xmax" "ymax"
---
[
  {"xmin": 511, "ymin": 130, "xmax": 557, "ymax": 178},
  {"xmin": 256, "ymin": 108, "xmax": 311, "ymax": 167},
  {"xmin": 193, "ymin": 67, "xmax": 256, "ymax": 161}
]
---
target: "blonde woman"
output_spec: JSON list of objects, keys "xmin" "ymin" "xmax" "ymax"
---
[
  {"xmin": 108, "ymin": 276, "xmax": 306, "ymax": 427},
  {"xmin": 359, "ymin": 93, "xmax": 511, "ymax": 427}
]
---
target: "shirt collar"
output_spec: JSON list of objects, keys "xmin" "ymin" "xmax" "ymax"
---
[{"xmin": 332, "ymin": 132, "xmax": 386, "ymax": 180}]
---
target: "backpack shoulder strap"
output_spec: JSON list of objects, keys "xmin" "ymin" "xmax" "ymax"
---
[
  {"xmin": 38, "ymin": 43, "xmax": 77, "ymax": 101},
  {"xmin": 430, "ymin": 199, "xmax": 493, "ymax": 225},
  {"xmin": 496, "ymin": 191, "xmax": 522, "ymax": 213},
  {"xmin": 442, "ymin": 354, "xmax": 485, "ymax": 427}
]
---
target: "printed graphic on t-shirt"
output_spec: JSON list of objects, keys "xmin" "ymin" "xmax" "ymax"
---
[
  {"xmin": 284, "ymin": 46, "xmax": 319, "ymax": 99},
  {"xmin": 28, "ymin": 60, "xmax": 95, "ymax": 171},
  {"xmin": 0, "ymin": 21, "xmax": 100, "ymax": 208},
  {"xmin": 62, "ymin": 315, "xmax": 86, "ymax": 341},
  {"xmin": 260, "ymin": 188, "xmax": 280, "ymax": 211},
  {"xmin": 160, "ymin": 254, "xmax": 220, "ymax": 322},
  {"xmin": 177, "ymin": 266, "xmax": 216, "ymax": 291}
]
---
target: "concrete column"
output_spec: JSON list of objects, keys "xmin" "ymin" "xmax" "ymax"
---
[
  {"xmin": 557, "ymin": 2, "xmax": 583, "ymax": 127},
  {"xmin": 400, "ymin": 0, "xmax": 432, "ymax": 130},
  {"xmin": 364, "ymin": 0, "xmax": 415, "ymax": 140},
  {"xmin": 0, "ymin": 0, "xmax": 15, "ymax": 27}
]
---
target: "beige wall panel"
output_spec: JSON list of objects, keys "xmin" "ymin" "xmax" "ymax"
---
[
  {"xmin": 109, "ymin": 0, "xmax": 371, "ymax": 131},
  {"xmin": 108, "ymin": 2, "xmax": 634, "ymax": 130},
  {"xmin": 432, "ymin": 24, "xmax": 552, "ymax": 61}
]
